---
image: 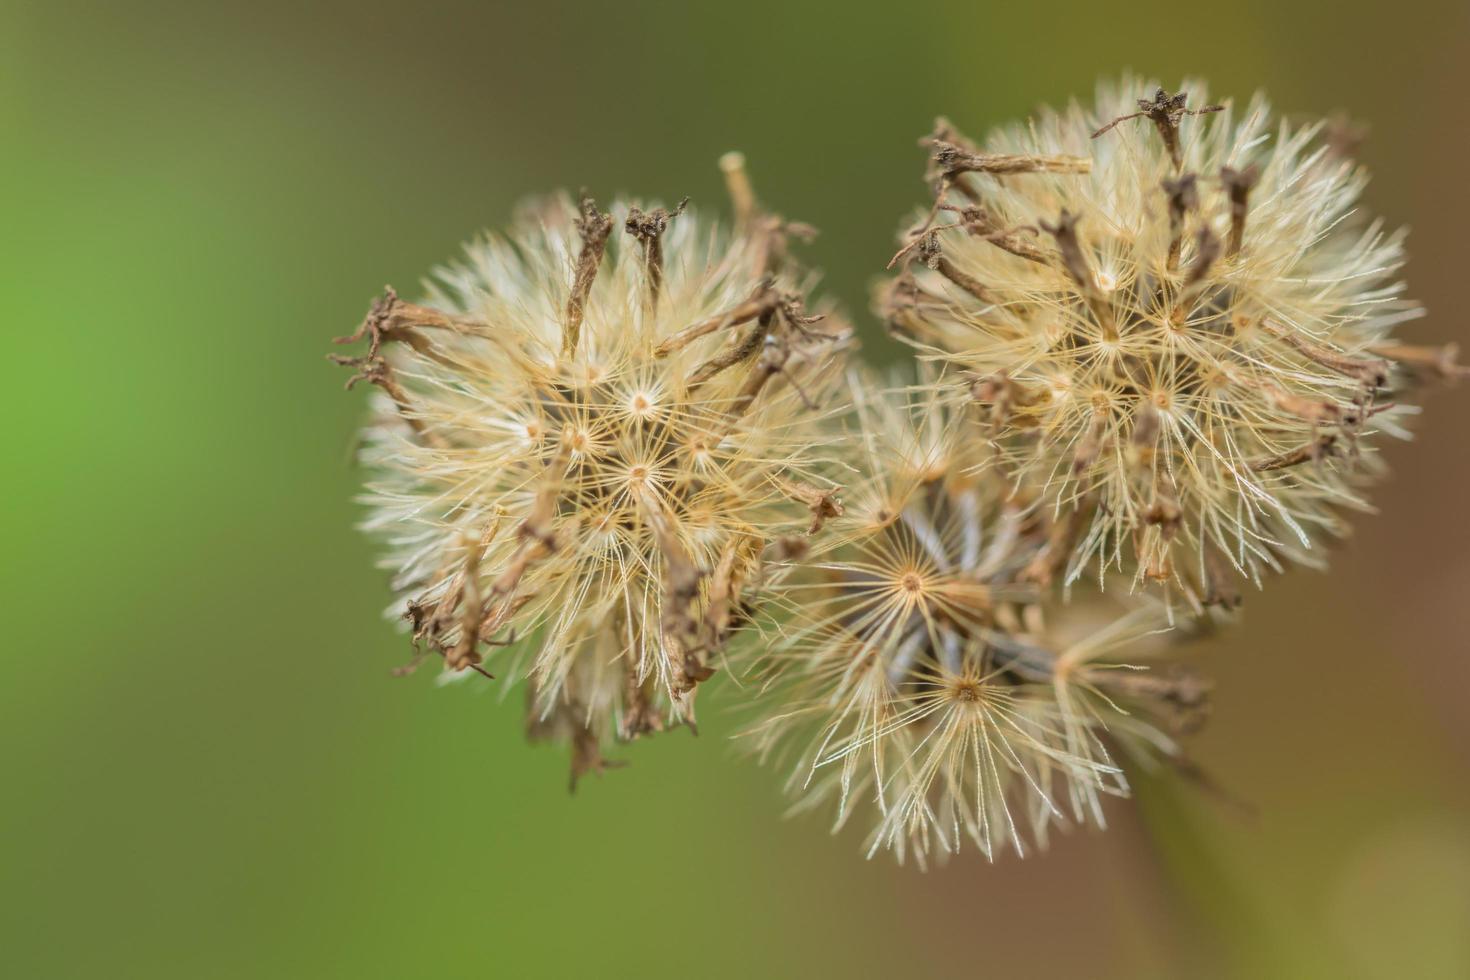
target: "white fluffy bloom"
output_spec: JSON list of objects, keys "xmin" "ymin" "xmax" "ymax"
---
[
  {"xmin": 743, "ymin": 374, "xmax": 1204, "ymax": 865},
  {"xmin": 336, "ymin": 172, "xmax": 849, "ymax": 782},
  {"xmin": 885, "ymin": 77, "xmax": 1445, "ymax": 608}
]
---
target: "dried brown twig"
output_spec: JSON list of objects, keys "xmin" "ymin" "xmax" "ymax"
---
[
  {"xmin": 1092, "ymin": 88, "xmax": 1223, "ymax": 169},
  {"xmin": 563, "ymin": 194, "xmax": 614, "ymax": 356}
]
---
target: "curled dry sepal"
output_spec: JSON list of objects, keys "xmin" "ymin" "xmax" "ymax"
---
[{"xmin": 334, "ymin": 81, "xmax": 1460, "ymax": 864}]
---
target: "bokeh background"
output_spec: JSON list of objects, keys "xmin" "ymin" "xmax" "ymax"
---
[{"xmin": 5, "ymin": 1, "xmax": 1469, "ymax": 977}]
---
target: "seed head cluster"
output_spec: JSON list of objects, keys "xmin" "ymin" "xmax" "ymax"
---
[
  {"xmin": 746, "ymin": 376, "xmax": 1207, "ymax": 865},
  {"xmin": 884, "ymin": 78, "xmax": 1452, "ymax": 607},
  {"xmin": 334, "ymin": 159, "xmax": 849, "ymax": 783},
  {"xmin": 334, "ymin": 80, "xmax": 1457, "ymax": 863}
]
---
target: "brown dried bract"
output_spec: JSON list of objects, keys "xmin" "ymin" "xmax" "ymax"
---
[
  {"xmin": 1092, "ymin": 88, "xmax": 1224, "ymax": 170},
  {"xmin": 624, "ymin": 197, "xmax": 688, "ymax": 310},
  {"xmin": 564, "ymin": 194, "xmax": 614, "ymax": 356}
]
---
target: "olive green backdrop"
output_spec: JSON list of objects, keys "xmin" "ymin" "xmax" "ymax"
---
[{"xmin": 4, "ymin": 1, "xmax": 1469, "ymax": 977}]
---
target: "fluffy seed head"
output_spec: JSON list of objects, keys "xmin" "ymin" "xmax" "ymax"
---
[
  {"xmin": 744, "ymin": 375, "xmax": 1207, "ymax": 865},
  {"xmin": 885, "ymin": 77, "xmax": 1452, "ymax": 607},
  {"xmin": 334, "ymin": 164, "xmax": 850, "ymax": 783}
]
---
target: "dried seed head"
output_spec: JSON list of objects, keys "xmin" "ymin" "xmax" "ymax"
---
[
  {"xmin": 335, "ymin": 162, "xmax": 851, "ymax": 782},
  {"xmin": 885, "ymin": 76, "xmax": 1445, "ymax": 608},
  {"xmin": 740, "ymin": 373, "xmax": 1205, "ymax": 865}
]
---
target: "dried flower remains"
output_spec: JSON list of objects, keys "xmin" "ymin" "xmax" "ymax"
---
[
  {"xmin": 334, "ymin": 156, "xmax": 850, "ymax": 784},
  {"xmin": 884, "ymin": 78, "xmax": 1460, "ymax": 609}
]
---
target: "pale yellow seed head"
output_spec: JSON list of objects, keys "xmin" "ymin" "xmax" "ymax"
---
[
  {"xmin": 342, "ymin": 181, "xmax": 851, "ymax": 781},
  {"xmin": 887, "ymin": 77, "xmax": 1429, "ymax": 609},
  {"xmin": 740, "ymin": 372, "xmax": 1200, "ymax": 865}
]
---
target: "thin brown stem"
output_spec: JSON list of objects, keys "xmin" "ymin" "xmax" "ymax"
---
[
  {"xmin": 1171, "ymin": 226, "xmax": 1220, "ymax": 322},
  {"xmin": 687, "ymin": 310, "xmax": 773, "ymax": 390},
  {"xmin": 917, "ymin": 232, "xmax": 996, "ymax": 304},
  {"xmin": 445, "ymin": 532, "xmax": 485, "ymax": 671},
  {"xmin": 625, "ymin": 198, "xmax": 688, "ymax": 311},
  {"xmin": 620, "ymin": 657, "xmax": 663, "ymax": 740},
  {"xmin": 337, "ymin": 358, "xmax": 447, "ymax": 450},
  {"xmin": 635, "ymin": 487, "xmax": 712, "ymax": 699},
  {"xmin": 1020, "ymin": 501, "xmax": 1092, "ymax": 587},
  {"xmin": 931, "ymin": 140, "xmax": 1092, "ymax": 177},
  {"xmin": 1220, "ymin": 165, "xmax": 1259, "ymax": 257},
  {"xmin": 941, "ymin": 205, "xmax": 1048, "ymax": 264},
  {"xmin": 723, "ymin": 329, "xmax": 789, "ymax": 421},
  {"xmin": 703, "ymin": 534, "xmax": 761, "ymax": 658},
  {"xmin": 1041, "ymin": 211, "xmax": 1117, "ymax": 341},
  {"xmin": 1161, "ymin": 174, "xmax": 1198, "ymax": 272},
  {"xmin": 1260, "ymin": 320, "xmax": 1389, "ymax": 387},
  {"xmin": 1250, "ymin": 434, "xmax": 1338, "ymax": 472},
  {"xmin": 479, "ymin": 443, "xmax": 571, "ymax": 636},
  {"xmin": 653, "ymin": 287, "xmax": 778, "ymax": 359},
  {"xmin": 563, "ymin": 195, "xmax": 614, "ymax": 357},
  {"xmin": 1259, "ymin": 383, "xmax": 1355, "ymax": 425},
  {"xmin": 1368, "ymin": 341, "xmax": 1467, "ymax": 384}
]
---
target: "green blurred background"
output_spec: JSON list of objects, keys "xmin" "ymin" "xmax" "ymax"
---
[{"xmin": 5, "ymin": 1, "xmax": 1469, "ymax": 976}]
